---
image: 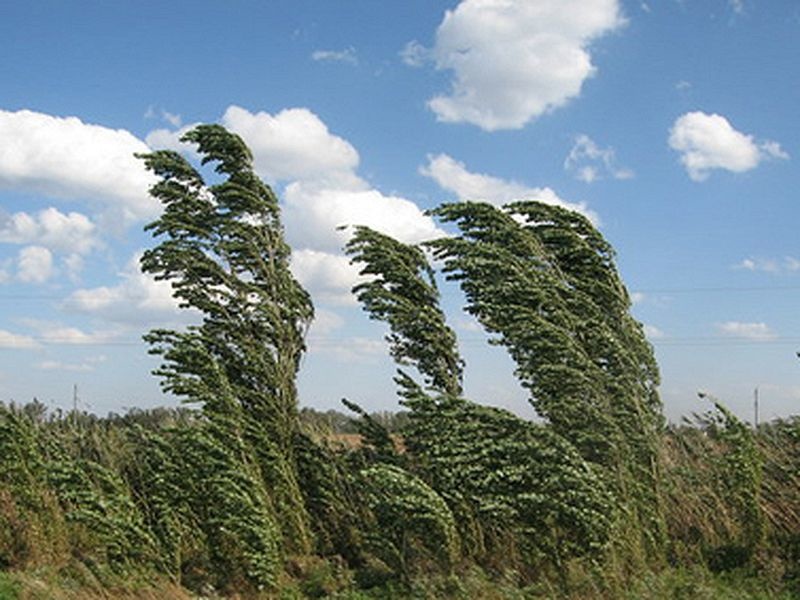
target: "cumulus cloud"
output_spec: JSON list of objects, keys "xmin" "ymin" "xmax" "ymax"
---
[
  {"xmin": 284, "ymin": 182, "xmax": 444, "ymax": 252},
  {"xmin": 221, "ymin": 106, "xmax": 361, "ymax": 187},
  {"xmin": 564, "ymin": 134, "xmax": 633, "ymax": 182},
  {"xmin": 143, "ymin": 106, "xmax": 445, "ymax": 307},
  {"xmin": 400, "ymin": 40, "xmax": 429, "ymax": 67},
  {"xmin": 37, "ymin": 356, "xmax": 107, "ymax": 372},
  {"xmin": 0, "ymin": 109, "xmax": 158, "ymax": 224},
  {"xmin": 421, "ymin": 153, "xmax": 596, "ymax": 221},
  {"xmin": 410, "ymin": 0, "xmax": 625, "ymax": 130},
  {"xmin": 291, "ymin": 249, "xmax": 365, "ymax": 306},
  {"xmin": 17, "ymin": 246, "xmax": 54, "ymax": 284},
  {"xmin": 0, "ymin": 329, "xmax": 39, "ymax": 349},
  {"xmin": 308, "ymin": 308, "xmax": 345, "ymax": 337},
  {"xmin": 669, "ymin": 112, "xmax": 788, "ymax": 181},
  {"xmin": 735, "ymin": 256, "xmax": 800, "ymax": 274},
  {"xmin": 0, "ymin": 207, "xmax": 99, "ymax": 255},
  {"xmin": 308, "ymin": 335, "xmax": 387, "ymax": 365},
  {"xmin": 642, "ymin": 324, "xmax": 664, "ymax": 339},
  {"xmin": 63, "ymin": 252, "xmax": 194, "ymax": 327},
  {"xmin": 19, "ymin": 319, "xmax": 119, "ymax": 346},
  {"xmin": 311, "ymin": 48, "xmax": 358, "ymax": 65},
  {"xmin": 144, "ymin": 122, "xmax": 200, "ymax": 157},
  {"xmin": 717, "ymin": 321, "xmax": 776, "ymax": 341}
]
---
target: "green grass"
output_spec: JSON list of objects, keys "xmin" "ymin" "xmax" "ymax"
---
[{"xmin": 0, "ymin": 573, "xmax": 19, "ymax": 600}]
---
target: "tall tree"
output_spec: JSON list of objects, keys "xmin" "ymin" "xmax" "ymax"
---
[
  {"xmin": 137, "ymin": 125, "xmax": 314, "ymax": 554},
  {"xmin": 345, "ymin": 223, "xmax": 615, "ymax": 582},
  {"xmin": 427, "ymin": 201, "xmax": 665, "ymax": 555}
]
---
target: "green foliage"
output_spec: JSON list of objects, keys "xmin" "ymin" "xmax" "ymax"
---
[
  {"xmin": 427, "ymin": 201, "xmax": 662, "ymax": 458},
  {"xmin": 427, "ymin": 201, "xmax": 665, "ymax": 556},
  {"xmin": 360, "ymin": 464, "xmax": 459, "ymax": 578},
  {"xmin": 402, "ymin": 388, "xmax": 613, "ymax": 575},
  {"xmin": 4, "ymin": 128, "xmax": 800, "ymax": 599},
  {"xmin": 138, "ymin": 124, "xmax": 315, "ymax": 554},
  {"xmin": 293, "ymin": 430, "xmax": 367, "ymax": 563},
  {"xmin": 0, "ymin": 404, "xmax": 66, "ymax": 569},
  {"xmin": 45, "ymin": 454, "xmax": 158, "ymax": 575},
  {"xmin": 340, "ymin": 398, "xmax": 400, "ymax": 465},
  {"xmin": 664, "ymin": 400, "xmax": 767, "ymax": 574},
  {"xmin": 345, "ymin": 216, "xmax": 615, "ymax": 581},
  {"xmin": 0, "ymin": 572, "xmax": 19, "ymax": 600},
  {"xmin": 345, "ymin": 225, "xmax": 463, "ymax": 396},
  {"xmin": 706, "ymin": 400, "xmax": 765, "ymax": 553},
  {"xmin": 171, "ymin": 418, "xmax": 282, "ymax": 592}
]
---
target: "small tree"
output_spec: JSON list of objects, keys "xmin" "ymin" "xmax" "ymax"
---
[{"xmin": 345, "ymin": 225, "xmax": 463, "ymax": 397}]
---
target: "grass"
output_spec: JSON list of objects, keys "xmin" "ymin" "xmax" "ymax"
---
[{"xmin": 0, "ymin": 573, "xmax": 19, "ymax": 600}]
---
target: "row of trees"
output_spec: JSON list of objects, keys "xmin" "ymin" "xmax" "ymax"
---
[{"xmin": 1, "ymin": 125, "xmax": 799, "ymax": 597}]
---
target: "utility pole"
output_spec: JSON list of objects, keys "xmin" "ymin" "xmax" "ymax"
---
[
  {"xmin": 754, "ymin": 386, "xmax": 759, "ymax": 429},
  {"xmin": 73, "ymin": 383, "xmax": 78, "ymax": 413}
]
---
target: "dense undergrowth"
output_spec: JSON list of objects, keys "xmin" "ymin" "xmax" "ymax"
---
[
  {"xmin": 2, "ymin": 125, "xmax": 799, "ymax": 598},
  {"xmin": 0, "ymin": 404, "xmax": 799, "ymax": 598}
]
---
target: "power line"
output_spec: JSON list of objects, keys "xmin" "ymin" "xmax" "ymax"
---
[{"xmin": 2, "ymin": 283, "xmax": 800, "ymax": 303}]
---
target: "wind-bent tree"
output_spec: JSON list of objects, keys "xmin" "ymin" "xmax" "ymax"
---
[
  {"xmin": 428, "ymin": 201, "xmax": 665, "ymax": 555},
  {"xmin": 345, "ymin": 224, "xmax": 615, "ymax": 582},
  {"xmin": 345, "ymin": 225, "xmax": 463, "ymax": 397},
  {"xmin": 137, "ymin": 125, "xmax": 315, "ymax": 558}
]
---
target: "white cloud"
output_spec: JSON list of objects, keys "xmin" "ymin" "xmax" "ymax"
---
[
  {"xmin": 37, "ymin": 355, "xmax": 107, "ymax": 372},
  {"xmin": 0, "ymin": 207, "xmax": 99, "ymax": 255},
  {"xmin": 284, "ymin": 182, "xmax": 445, "ymax": 253},
  {"xmin": 144, "ymin": 122, "xmax": 200, "ymax": 156},
  {"xmin": 308, "ymin": 308, "xmax": 345, "ymax": 336},
  {"xmin": 421, "ymin": 153, "xmax": 596, "ymax": 222},
  {"xmin": 735, "ymin": 256, "xmax": 800, "ymax": 274},
  {"xmin": 736, "ymin": 257, "xmax": 779, "ymax": 273},
  {"xmin": 643, "ymin": 324, "xmax": 664, "ymax": 339},
  {"xmin": 311, "ymin": 48, "xmax": 358, "ymax": 65},
  {"xmin": 0, "ymin": 109, "xmax": 158, "ymax": 225},
  {"xmin": 0, "ymin": 259, "xmax": 11, "ymax": 284},
  {"xmin": 162, "ymin": 111, "xmax": 182, "ymax": 128},
  {"xmin": 144, "ymin": 106, "xmax": 182, "ymax": 128},
  {"xmin": 0, "ymin": 329, "xmax": 39, "ymax": 349},
  {"xmin": 630, "ymin": 291, "xmax": 646, "ymax": 305},
  {"xmin": 786, "ymin": 257, "xmax": 800, "ymax": 272},
  {"xmin": 413, "ymin": 0, "xmax": 625, "ymax": 130},
  {"xmin": 64, "ymin": 252, "xmax": 194, "ymax": 327},
  {"xmin": 63, "ymin": 254, "xmax": 85, "ymax": 282},
  {"xmin": 564, "ymin": 134, "xmax": 633, "ymax": 182},
  {"xmin": 729, "ymin": 0, "xmax": 744, "ymax": 15},
  {"xmin": 717, "ymin": 321, "xmax": 776, "ymax": 341},
  {"xmin": 221, "ymin": 106, "xmax": 361, "ymax": 187},
  {"xmin": 669, "ymin": 112, "xmax": 788, "ymax": 181},
  {"xmin": 18, "ymin": 319, "xmax": 119, "ymax": 346},
  {"xmin": 308, "ymin": 335, "xmax": 387, "ymax": 364},
  {"xmin": 17, "ymin": 246, "xmax": 54, "ymax": 284},
  {"xmin": 144, "ymin": 106, "xmax": 444, "ymax": 307},
  {"xmin": 291, "ymin": 249, "xmax": 364, "ymax": 306},
  {"xmin": 400, "ymin": 40, "xmax": 429, "ymax": 67}
]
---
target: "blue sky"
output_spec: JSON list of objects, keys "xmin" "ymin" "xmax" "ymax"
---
[{"xmin": 1, "ymin": 0, "xmax": 799, "ymax": 422}]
